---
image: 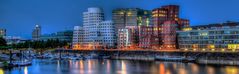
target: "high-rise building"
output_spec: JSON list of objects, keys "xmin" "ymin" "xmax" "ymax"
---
[
  {"xmin": 83, "ymin": 7, "xmax": 104, "ymax": 48},
  {"xmin": 150, "ymin": 5, "xmax": 190, "ymax": 50},
  {"xmin": 32, "ymin": 25, "xmax": 41, "ymax": 41},
  {"xmin": 0, "ymin": 28, "xmax": 6, "ymax": 38},
  {"xmin": 72, "ymin": 26, "xmax": 84, "ymax": 50},
  {"xmin": 112, "ymin": 8, "xmax": 151, "ymax": 48}
]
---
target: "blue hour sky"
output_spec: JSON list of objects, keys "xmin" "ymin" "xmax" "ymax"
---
[{"xmin": 0, "ymin": 0, "xmax": 239, "ymax": 39}]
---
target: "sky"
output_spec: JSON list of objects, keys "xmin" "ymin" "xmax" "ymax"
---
[{"xmin": 0, "ymin": 0, "xmax": 239, "ymax": 39}]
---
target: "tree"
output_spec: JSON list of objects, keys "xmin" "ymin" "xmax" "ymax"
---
[{"xmin": 0, "ymin": 37, "xmax": 7, "ymax": 49}]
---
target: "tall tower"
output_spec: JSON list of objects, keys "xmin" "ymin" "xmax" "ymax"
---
[
  {"xmin": 83, "ymin": 7, "xmax": 104, "ymax": 48},
  {"xmin": 32, "ymin": 25, "xmax": 41, "ymax": 41},
  {"xmin": 0, "ymin": 28, "xmax": 6, "ymax": 38}
]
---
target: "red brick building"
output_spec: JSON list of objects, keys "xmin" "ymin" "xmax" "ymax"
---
[
  {"xmin": 148, "ymin": 5, "xmax": 189, "ymax": 50},
  {"xmin": 139, "ymin": 26, "xmax": 154, "ymax": 48}
]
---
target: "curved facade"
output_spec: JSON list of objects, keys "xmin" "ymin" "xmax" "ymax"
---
[{"xmin": 83, "ymin": 7, "xmax": 104, "ymax": 47}]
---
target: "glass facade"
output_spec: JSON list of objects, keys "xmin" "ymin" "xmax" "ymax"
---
[{"xmin": 177, "ymin": 26, "xmax": 239, "ymax": 51}]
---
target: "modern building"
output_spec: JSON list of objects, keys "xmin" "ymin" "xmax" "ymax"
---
[
  {"xmin": 83, "ymin": 7, "xmax": 104, "ymax": 49},
  {"xmin": 139, "ymin": 26, "xmax": 154, "ymax": 48},
  {"xmin": 72, "ymin": 26, "xmax": 84, "ymax": 50},
  {"xmin": 32, "ymin": 25, "xmax": 41, "ymax": 41},
  {"xmin": 118, "ymin": 29, "xmax": 131, "ymax": 49},
  {"xmin": 0, "ymin": 28, "xmax": 6, "ymax": 38},
  {"xmin": 99, "ymin": 21, "xmax": 117, "ymax": 48},
  {"xmin": 40, "ymin": 30, "xmax": 73, "ymax": 43},
  {"xmin": 112, "ymin": 8, "xmax": 152, "ymax": 48},
  {"xmin": 150, "ymin": 5, "xmax": 190, "ymax": 50},
  {"xmin": 82, "ymin": 7, "xmax": 117, "ymax": 49},
  {"xmin": 177, "ymin": 22, "xmax": 239, "ymax": 51},
  {"xmin": 160, "ymin": 21, "xmax": 178, "ymax": 49},
  {"xmin": 5, "ymin": 36, "xmax": 27, "ymax": 45}
]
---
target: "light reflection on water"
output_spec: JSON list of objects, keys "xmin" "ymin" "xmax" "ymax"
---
[{"xmin": 1, "ymin": 59, "xmax": 239, "ymax": 74}]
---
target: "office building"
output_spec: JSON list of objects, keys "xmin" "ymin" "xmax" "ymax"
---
[
  {"xmin": 72, "ymin": 26, "xmax": 84, "ymax": 50},
  {"xmin": 99, "ymin": 21, "xmax": 117, "ymax": 48},
  {"xmin": 83, "ymin": 7, "xmax": 104, "ymax": 49},
  {"xmin": 82, "ymin": 7, "xmax": 117, "ymax": 49},
  {"xmin": 118, "ymin": 29, "xmax": 131, "ymax": 49},
  {"xmin": 112, "ymin": 8, "xmax": 152, "ymax": 48},
  {"xmin": 150, "ymin": 5, "xmax": 190, "ymax": 50},
  {"xmin": 40, "ymin": 30, "xmax": 73, "ymax": 43},
  {"xmin": 177, "ymin": 22, "xmax": 239, "ymax": 51},
  {"xmin": 32, "ymin": 25, "xmax": 41, "ymax": 41},
  {"xmin": 139, "ymin": 26, "xmax": 154, "ymax": 48}
]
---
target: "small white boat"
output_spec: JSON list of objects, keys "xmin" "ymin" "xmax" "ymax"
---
[{"xmin": 10, "ymin": 60, "xmax": 32, "ymax": 66}]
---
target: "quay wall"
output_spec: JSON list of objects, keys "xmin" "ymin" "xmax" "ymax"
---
[
  {"xmin": 54, "ymin": 50, "xmax": 239, "ymax": 60},
  {"xmin": 54, "ymin": 50, "xmax": 239, "ymax": 65}
]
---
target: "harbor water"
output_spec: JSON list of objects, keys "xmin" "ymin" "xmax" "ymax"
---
[{"xmin": 0, "ymin": 59, "xmax": 239, "ymax": 74}]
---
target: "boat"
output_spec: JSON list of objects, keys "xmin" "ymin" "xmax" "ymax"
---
[
  {"xmin": 155, "ymin": 56, "xmax": 186, "ymax": 61},
  {"xmin": 184, "ymin": 57, "xmax": 196, "ymax": 62},
  {"xmin": 10, "ymin": 60, "xmax": 32, "ymax": 66}
]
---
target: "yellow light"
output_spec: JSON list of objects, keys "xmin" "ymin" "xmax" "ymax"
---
[
  {"xmin": 202, "ymin": 49, "xmax": 206, "ymax": 51},
  {"xmin": 221, "ymin": 49, "xmax": 225, "ymax": 52},
  {"xmin": 208, "ymin": 44, "xmax": 215, "ymax": 49},
  {"xmin": 184, "ymin": 49, "xmax": 188, "ymax": 51},
  {"xmin": 120, "ymin": 12, "xmax": 124, "ymax": 15},
  {"xmin": 127, "ymin": 12, "xmax": 132, "ymax": 16},
  {"xmin": 211, "ymin": 49, "xmax": 215, "ymax": 51},
  {"xmin": 225, "ymin": 66, "xmax": 238, "ymax": 74},
  {"xmin": 232, "ymin": 49, "xmax": 236, "ymax": 52},
  {"xmin": 193, "ymin": 49, "xmax": 197, "ymax": 51},
  {"xmin": 182, "ymin": 28, "xmax": 192, "ymax": 31},
  {"xmin": 0, "ymin": 68, "xmax": 3, "ymax": 74}
]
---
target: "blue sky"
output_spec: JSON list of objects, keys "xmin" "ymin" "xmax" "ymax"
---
[{"xmin": 0, "ymin": 0, "xmax": 239, "ymax": 39}]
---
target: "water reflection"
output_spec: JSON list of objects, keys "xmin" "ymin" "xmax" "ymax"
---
[
  {"xmin": 24, "ymin": 67, "xmax": 28, "ymax": 74},
  {"xmin": 0, "ymin": 68, "xmax": 4, "ymax": 74},
  {"xmin": 190, "ymin": 64, "xmax": 199, "ymax": 74},
  {"xmin": 225, "ymin": 66, "xmax": 238, "ymax": 74},
  {"xmin": 121, "ymin": 61, "xmax": 127, "ymax": 74},
  {"xmin": 1, "ymin": 60, "xmax": 239, "ymax": 74},
  {"xmin": 206, "ymin": 66, "xmax": 215, "ymax": 74}
]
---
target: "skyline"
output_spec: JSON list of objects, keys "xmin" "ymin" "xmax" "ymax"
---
[{"xmin": 1, "ymin": 0, "xmax": 239, "ymax": 39}]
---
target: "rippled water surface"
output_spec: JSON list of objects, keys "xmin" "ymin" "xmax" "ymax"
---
[{"xmin": 0, "ymin": 59, "xmax": 239, "ymax": 74}]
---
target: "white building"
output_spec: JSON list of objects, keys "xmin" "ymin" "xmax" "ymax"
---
[
  {"xmin": 72, "ymin": 26, "xmax": 84, "ymax": 49},
  {"xmin": 83, "ymin": 7, "xmax": 104, "ymax": 48},
  {"xmin": 99, "ymin": 21, "xmax": 117, "ymax": 48},
  {"xmin": 82, "ymin": 7, "xmax": 116, "ymax": 49},
  {"xmin": 118, "ymin": 29, "xmax": 131, "ymax": 48},
  {"xmin": 5, "ymin": 36, "xmax": 26, "ymax": 45}
]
